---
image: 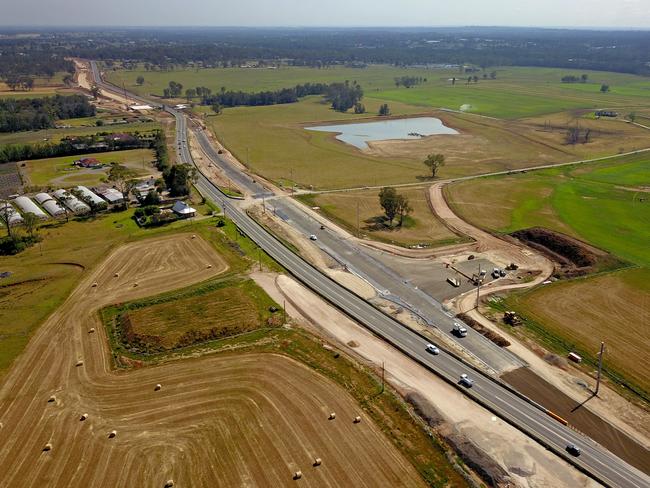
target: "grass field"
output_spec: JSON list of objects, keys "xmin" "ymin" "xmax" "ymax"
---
[
  {"xmin": 0, "ymin": 72, "xmax": 69, "ymax": 99},
  {"xmin": 298, "ymin": 187, "xmax": 462, "ymax": 247},
  {"xmin": 118, "ymin": 278, "xmax": 279, "ymax": 350},
  {"xmin": 494, "ymin": 267, "xmax": 650, "ymax": 398},
  {"xmin": 23, "ymin": 148, "xmax": 156, "ymax": 187},
  {"xmin": 446, "ymin": 153, "xmax": 650, "ymax": 267}
]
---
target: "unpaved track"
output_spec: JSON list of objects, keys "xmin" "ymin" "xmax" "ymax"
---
[{"xmin": 0, "ymin": 234, "xmax": 422, "ymax": 488}]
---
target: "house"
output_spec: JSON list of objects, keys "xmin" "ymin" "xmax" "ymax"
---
[
  {"xmin": 74, "ymin": 157, "xmax": 102, "ymax": 169},
  {"xmin": 171, "ymin": 201, "xmax": 196, "ymax": 218}
]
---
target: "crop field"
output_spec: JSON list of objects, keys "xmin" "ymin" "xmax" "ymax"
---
[
  {"xmin": 499, "ymin": 268, "xmax": 650, "ymax": 398},
  {"xmin": 298, "ymin": 187, "xmax": 462, "ymax": 247},
  {"xmin": 23, "ymin": 148, "xmax": 156, "ymax": 187},
  {"xmin": 0, "ymin": 232, "xmax": 464, "ymax": 487},
  {"xmin": 111, "ymin": 279, "xmax": 279, "ymax": 351},
  {"xmin": 446, "ymin": 153, "xmax": 650, "ymax": 267}
]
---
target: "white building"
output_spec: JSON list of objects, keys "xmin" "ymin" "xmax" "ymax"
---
[
  {"xmin": 13, "ymin": 196, "xmax": 47, "ymax": 219},
  {"xmin": 0, "ymin": 202, "xmax": 24, "ymax": 226},
  {"xmin": 53, "ymin": 189, "xmax": 90, "ymax": 214},
  {"xmin": 34, "ymin": 193, "xmax": 66, "ymax": 217}
]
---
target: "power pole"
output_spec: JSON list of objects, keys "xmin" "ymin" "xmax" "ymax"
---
[
  {"xmin": 595, "ymin": 342, "xmax": 605, "ymax": 396},
  {"xmin": 475, "ymin": 263, "xmax": 481, "ymax": 309}
]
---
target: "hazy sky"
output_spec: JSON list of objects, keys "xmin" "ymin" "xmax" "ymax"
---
[{"xmin": 2, "ymin": 0, "xmax": 650, "ymax": 28}]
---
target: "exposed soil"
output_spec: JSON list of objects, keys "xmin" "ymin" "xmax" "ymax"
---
[
  {"xmin": 510, "ymin": 227, "xmax": 621, "ymax": 278},
  {"xmin": 502, "ymin": 367, "xmax": 650, "ymax": 475}
]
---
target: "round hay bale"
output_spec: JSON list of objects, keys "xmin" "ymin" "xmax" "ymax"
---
[
  {"xmin": 206, "ymin": 264, "xmax": 212, "ymax": 269},
  {"xmin": 154, "ymin": 384, "xmax": 162, "ymax": 391},
  {"xmin": 328, "ymin": 412, "xmax": 336, "ymax": 420},
  {"xmin": 43, "ymin": 443, "xmax": 52, "ymax": 452},
  {"xmin": 293, "ymin": 470, "xmax": 302, "ymax": 480},
  {"xmin": 48, "ymin": 395, "xmax": 56, "ymax": 403},
  {"xmin": 353, "ymin": 416, "xmax": 361, "ymax": 424},
  {"xmin": 191, "ymin": 234, "xmax": 196, "ymax": 239},
  {"xmin": 165, "ymin": 480, "xmax": 174, "ymax": 487},
  {"xmin": 133, "ymin": 282, "xmax": 139, "ymax": 287},
  {"xmin": 80, "ymin": 413, "xmax": 88, "ymax": 421},
  {"xmin": 114, "ymin": 272, "xmax": 119, "ymax": 278},
  {"xmin": 91, "ymin": 282, "xmax": 98, "ymax": 288},
  {"xmin": 108, "ymin": 430, "xmax": 117, "ymax": 438},
  {"xmin": 76, "ymin": 360, "xmax": 84, "ymax": 367},
  {"xmin": 88, "ymin": 328, "xmax": 95, "ymax": 334},
  {"xmin": 313, "ymin": 458, "xmax": 322, "ymax": 467}
]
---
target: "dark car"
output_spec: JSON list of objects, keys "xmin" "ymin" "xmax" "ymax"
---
[{"xmin": 566, "ymin": 444, "xmax": 581, "ymax": 456}]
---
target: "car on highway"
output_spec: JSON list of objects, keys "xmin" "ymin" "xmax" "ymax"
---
[
  {"xmin": 426, "ymin": 343, "xmax": 440, "ymax": 355},
  {"xmin": 459, "ymin": 373, "xmax": 474, "ymax": 387},
  {"xmin": 453, "ymin": 322, "xmax": 468, "ymax": 337},
  {"xmin": 309, "ymin": 234, "xmax": 318, "ymax": 241},
  {"xmin": 566, "ymin": 444, "xmax": 581, "ymax": 456}
]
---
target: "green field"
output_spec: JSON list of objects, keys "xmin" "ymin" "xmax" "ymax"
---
[
  {"xmin": 446, "ymin": 154, "xmax": 650, "ymax": 267},
  {"xmin": 24, "ymin": 148, "xmax": 156, "ymax": 187}
]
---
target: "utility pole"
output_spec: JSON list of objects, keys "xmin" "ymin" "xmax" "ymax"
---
[
  {"xmin": 475, "ymin": 263, "xmax": 481, "ymax": 309},
  {"xmin": 595, "ymin": 342, "xmax": 605, "ymax": 396}
]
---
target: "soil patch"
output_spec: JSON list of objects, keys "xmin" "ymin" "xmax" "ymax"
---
[
  {"xmin": 510, "ymin": 227, "xmax": 622, "ymax": 277},
  {"xmin": 502, "ymin": 367, "xmax": 650, "ymax": 475}
]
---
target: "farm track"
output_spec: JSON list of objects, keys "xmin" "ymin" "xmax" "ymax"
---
[{"xmin": 0, "ymin": 233, "xmax": 423, "ymax": 487}]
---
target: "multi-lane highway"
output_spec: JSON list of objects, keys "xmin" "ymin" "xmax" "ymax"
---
[{"xmin": 90, "ymin": 61, "xmax": 650, "ymax": 488}]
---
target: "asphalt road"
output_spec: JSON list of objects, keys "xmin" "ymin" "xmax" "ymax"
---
[{"xmin": 90, "ymin": 61, "xmax": 650, "ymax": 488}]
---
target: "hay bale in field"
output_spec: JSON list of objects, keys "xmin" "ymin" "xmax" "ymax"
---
[
  {"xmin": 191, "ymin": 234, "xmax": 196, "ymax": 239},
  {"xmin": 108, "ymin": 430, "xmax": 117, "ymax": 438},
  {"xmin": 88, "ymin": 328, "xmax": 95, "ymax": 334},
  {"xmin": 154, "ymin": 384, "xmax": 162, "ymax": 391},
  {"xmin": 133, "ymin": 282, "xmax": 139, "ymax": 287},
  {"xmin": 207, "ymin": 264, "xmax": 212, "ymax": 269},
  {"xmin": 76, "ymin": 360, "xmax": 84, "ymax": 367},
  {"xmin": 353, "ymin": 416, "xmax": 361, "ymax": 423},
  {"xmin": 48, "ymin": 395, "xmax": 56, "ymax": 403},
  {"xmin": 91, "ymin": 282, "xmax": 98, "ymax": 288},
  {"xmin": 114, "ymin": 272, "xmax": 119, "ymax": 278},
  {"xmin": 80, "ymin": 413, "xmax": 88, "ymax": 421},
  {"xmin": 43, "ymin": 443, "xmax": 52, "ymax": 451},
  {"xmin": 293, "ymin": 470, "xmax": 302, "ymax": 480},
  {"xmin": 165, "ymin": 480, "xmax": 174, "ymax": 487},
  {"xmin": 328, "ymin": 412, "xmax": 336, "ymax": 420},
  {"xmin": 313, "ymin": 458, "xmax": 322, "ymax": 467}
]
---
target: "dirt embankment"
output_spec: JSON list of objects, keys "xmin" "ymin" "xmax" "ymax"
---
[
  {"xmin": 502, "ymin": 367, "xmax": 650, "ymax": 475},
  {"xmin": 510, "ymin": 227, "xmax": 622, "ymax": 278}
]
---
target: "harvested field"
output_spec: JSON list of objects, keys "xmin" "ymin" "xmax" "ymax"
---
[
  {"xmin": 0, "ymin": 234, "xmax": 427, "ymax": 487},
  {"xmin": 0, "ymin": 162, "xmax": 22, "ymax": 198},
  {"xmin": 500, "ymin": 267, "xmax": 650, "ymax": 399},
  {"xmin": 502, "ymin": 367, "xmax": 650, "ymax": 474},
  {"xmin": 298, "ymin": 187, "xmax": 462, "ymax": 247}
]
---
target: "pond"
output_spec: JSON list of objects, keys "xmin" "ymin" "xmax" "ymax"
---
[{"xmin": 306, "ymin": 117, "xmax": 458, "ymax": 150}]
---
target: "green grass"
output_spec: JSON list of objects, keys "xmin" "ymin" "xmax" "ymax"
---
[
  {"xmin": 447, "ymin": 154, "xmax": 650, "ymax": 266},
  {"xmin": 24, "ymin": 149, "xmax": 156, "ymax": 187}
]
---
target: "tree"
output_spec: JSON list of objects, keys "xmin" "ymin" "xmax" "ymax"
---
[
  {"xmin": 354, "ymin": 102, "xmax": 365, "ymax": 114},
  {"xmin": 378, "ymin": 187, "xmax": 398, "ymax": 227},
  {"xmin": 0, "ymin": 203, "xmax": 14, "ymax": 240},
  {"xmin": 628, "ymin": 112, "xmax": 637, "ymax": 123},
  {"xmin": 136, "ymin": 75, "xmax": 145, "ymax": 86},
  {"xmin": 581, "ymin": 74, "xmax": 589, "ymax": 83},
  {"xmin": 423, "ymin": 153, "xmax": 445, "ymax": 178},
  {"xmin": 63, "ymin": 74, "xmax": 74, "ymax": 86},
  {"xmin": 378, "ymin": 103, "xmax": 390, "ymax": 116},
  {"xmin": 164, "ymin": 164, "xmax": 196, "ymax": 197},
  {"xmin": 211, "ymin": 102, "xmax": 222, "ymax": 115},
  {"xmin": 396, "ymin": 194, "xmax": 412, "ymax": 227},
  {"xmin": 107, "ymin": 163, "xmax": 138, "ymax": 208},
  {"xmin": 600, "ymin": 84, "xmax": 610, "ymax": 93},
  {"xmin": 185, "ymin": 88, "xmax": 197, "ymax": 102},
  {"xmin": 23, "ymin": 213, "xmax": 38, "ymax": 238}
]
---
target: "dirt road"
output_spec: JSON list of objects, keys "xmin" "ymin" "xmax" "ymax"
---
[{"xmin": 0, "ymin": 234, "xmax": 423, "ymax": 487}]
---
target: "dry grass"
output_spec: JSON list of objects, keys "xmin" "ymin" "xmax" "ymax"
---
[
  {"xmin": 299, "ymin": 186, "xmax": 462, "ymax": 247},
  {"xmin": 506, "ymin": 268, "xmax": 650, "ymax": 397}
]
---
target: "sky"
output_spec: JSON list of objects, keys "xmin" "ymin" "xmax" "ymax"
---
[{"xmin": 2, "ymin": 0, "xmax": 650, "ymax": 28}]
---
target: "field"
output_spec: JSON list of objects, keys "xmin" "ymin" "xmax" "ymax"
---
[
  {"xmin": 109, "ymin": 278, "xmax": 279, "ymax": 352},
  {"xmin": 446, "ymin": 153, "xmax": 650, "ymax": 267},
  {"xmin": 23, "ymin": 148, "xmax": 157, "ymax": 187},
  {"xmin": 0, "ymin": 232, "xmax": 466, "ymax": 487},
  {"xmin": 0, "ymin": 72, "xmax": 70, "ymax": 99},
  {"xmin": 298, "ymin": 187, "xmax": 462, "ymax": 247},
  {"xmin": 498, "ymin": 268, "xmax": 650, "ymax": 398}
]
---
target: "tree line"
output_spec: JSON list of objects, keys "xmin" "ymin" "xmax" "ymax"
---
[
  {"xmin": 394, "ymin": 76, "xmax": 427, "ymax": 88},
  {"xmin": 0, "ymin": 95, "xmax": 96, "ymax": 133},
  {"xmin": 150, "ymin": 130, "xmax": 195, "ymax": 197}
]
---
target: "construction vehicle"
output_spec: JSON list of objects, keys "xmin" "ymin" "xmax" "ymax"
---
[{"xmin": 503, "ymin": 311, "xmax": 521, "ymax": 326}]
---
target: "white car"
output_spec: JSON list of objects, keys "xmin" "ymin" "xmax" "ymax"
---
[
  {"xmin": 459, "ymin": 373, "xmax": 474, "ymax": 387},
  {"xmin": 309, "ymin": 234, "xmax": 318, "ymax": 241},
  {"xmin": 426, "ymin": 343, "xmax": 440, "ymax": 355}
]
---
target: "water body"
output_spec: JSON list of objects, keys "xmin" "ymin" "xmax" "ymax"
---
[{"xmin": 306, "ymin": 117, "xmax": 458, "ymax": 150}]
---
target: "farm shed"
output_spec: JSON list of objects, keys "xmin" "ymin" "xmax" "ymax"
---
[
  {"xmin": 98, "ymin": 188, "xmax": 125, "ymax": 204},
  {"xmin": 75, "ymin": 186, "xmax": 107, "ymax": 208},
  {"xmin": 34, "ymin": 193, "xmax": 66, "ymax": 217},
  {"xmin": 13, "ymin": 196, "xmax": 47, "ymax": 219}
]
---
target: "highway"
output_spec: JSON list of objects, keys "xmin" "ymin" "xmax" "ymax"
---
[{"xmin": 90, "ymin": 61, "xmax": 650, "ymax": 488}]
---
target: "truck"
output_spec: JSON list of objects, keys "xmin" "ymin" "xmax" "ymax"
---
[{"xmin": 453, "ymin": 322, "xmax": 468, "ymax": 337}]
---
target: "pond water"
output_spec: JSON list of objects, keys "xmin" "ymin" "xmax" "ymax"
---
[{"xmin": 306, "ymin": 117, "xmax": 458, "ymax": 150}]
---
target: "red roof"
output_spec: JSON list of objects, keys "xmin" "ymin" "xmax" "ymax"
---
[{"xmin": 79, "ymin": 157, "xmax": 100, "ymax": 164}]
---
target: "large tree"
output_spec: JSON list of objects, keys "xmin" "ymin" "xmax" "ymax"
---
[
  {"xmin": 23, "ymin": 213, "xmax": 38, "ymax": 238},
  {"xmin": 423, "ymin": 153, "xmax": 445, "ymax": 178},
  {"xmin": 108, "ymin": 163, "xmax": 138, "ymax": 208},
  {"xmin": 164, "ymin": 164, "xmax": 196, "ymax": 197},
  {"xmin": 396, "ymin": 194, "xmax": 412, "ymax": 227},
  {"xmin": 378, "ymin": 187, "xmax": 398, "ymax": 227},
  {"xmin": 136, "ymin": 75, "xmax": 145, "ymax": 86}
]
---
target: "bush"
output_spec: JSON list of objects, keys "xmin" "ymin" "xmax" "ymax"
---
[{"xmin": 0, "ymin": 235, "xmax": 40, "ymax": 255}]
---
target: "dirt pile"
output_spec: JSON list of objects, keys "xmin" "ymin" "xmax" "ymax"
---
[
  {"xmin": 511, "ymin": 227, "xmax": 618, "ymax": 277},
  {"xmin": 456, "ymin": 313, "xmax": 511, "ymax": 347}
]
